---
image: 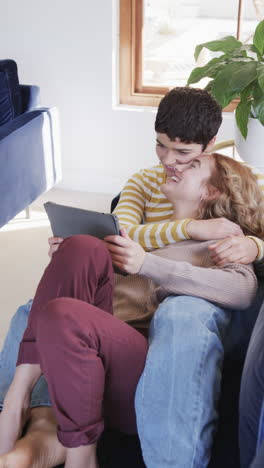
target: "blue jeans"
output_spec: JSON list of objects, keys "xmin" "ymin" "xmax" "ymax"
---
[
  {"xmin": 0, "ymin": 300, "xmax": 51, "ymax": 409},
  {"xmin": 135, "ymin": 292, "xmax": 264, "ymax": 468}
]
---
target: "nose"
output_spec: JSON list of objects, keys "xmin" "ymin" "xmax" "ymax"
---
[
  {"xmin": 174, "ymin": 164, "xmax": 185, "ymax": 172},
  {"xmin": 163, "ymin": 156, "xmax": 187, "ymax": 170}
]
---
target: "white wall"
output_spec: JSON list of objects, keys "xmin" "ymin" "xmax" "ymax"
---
[{"xmin": 1, "ymin": 0, "xmax": 234, "ymax": 194}]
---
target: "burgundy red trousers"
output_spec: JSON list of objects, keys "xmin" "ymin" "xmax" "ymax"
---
[{"xmin": 16, "ymin": 235, "xmax": 148, "ymax": 447}]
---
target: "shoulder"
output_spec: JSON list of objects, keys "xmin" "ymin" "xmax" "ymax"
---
[
  {"xmin": 129, "ymin": 164, "xmax": 165, "ymax": 186},
  {"xmin": 131, "ymin": 163, "xmax": 164, "ymax": 178}
]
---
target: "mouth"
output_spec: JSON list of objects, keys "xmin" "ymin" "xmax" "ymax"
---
[{"xmin": 168, "ymin": 175, "xmax": 181, "ymax": 184}]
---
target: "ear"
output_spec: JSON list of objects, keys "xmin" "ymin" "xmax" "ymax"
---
[
  {"xmin": 201, "ymin": 184, "xmax": 220, "ymax": 201},
  {"xmin": 203, "ymin": 137, "xmax": 216, "ymax": 153}
]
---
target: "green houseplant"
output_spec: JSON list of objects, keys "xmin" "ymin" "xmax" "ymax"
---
[{"xmin": 186, "ymin": 19, "xmax": 264, "ymax": 140}]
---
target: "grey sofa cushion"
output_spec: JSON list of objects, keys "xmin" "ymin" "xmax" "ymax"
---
[{"xmin": 0, "ymin": 59, "xmax": 22, "ymax": 126}]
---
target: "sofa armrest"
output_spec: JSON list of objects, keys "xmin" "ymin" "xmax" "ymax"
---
[
  {"xmin": 0, "ymin": 107, "xmax": 61, "ymax": 227},
  {"xmin": 0, "ymin": 110, "xmax": 43, "ymax": 141}
]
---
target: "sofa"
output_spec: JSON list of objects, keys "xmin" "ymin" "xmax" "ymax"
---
[{"xmin": 0, "ymin": 59, "xmax": 61, "ymax": 228}]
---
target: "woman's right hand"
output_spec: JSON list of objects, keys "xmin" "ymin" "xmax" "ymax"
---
[{"xmin": 48, "ymin": 237, "xmax": 64, "ymax": 258}]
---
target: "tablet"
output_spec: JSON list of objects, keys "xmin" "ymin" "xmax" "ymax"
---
[{"xmin": 44, "ymin": 201, "xmax": 120, "ymax": 239}]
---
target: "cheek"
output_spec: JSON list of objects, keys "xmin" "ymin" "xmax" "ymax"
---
[{"xmin": 156, "ymin": 146, "xmax": 165, "ymax": 162}]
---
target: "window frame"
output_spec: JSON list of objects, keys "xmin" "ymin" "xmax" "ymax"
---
[{"xmin": 119, "ymin": 0, "xmax": 241, "ymax": 110}]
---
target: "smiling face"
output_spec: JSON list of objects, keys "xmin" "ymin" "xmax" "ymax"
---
[
  {"xmin": 156, "ymin": 133, "xmax": 215, "ymax": 177},
  {"xmin": 160, "ymin": 154, "xmax": 216, "ymax": 207}
]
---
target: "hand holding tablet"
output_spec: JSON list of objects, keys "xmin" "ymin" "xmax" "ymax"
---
[
  {"xmin": 44, "ymin": 202, "xmax": 120, "ymax": 239},
  {"xmin": 44, "ymin": 202, "xmax": 126, "ymax": 274}
]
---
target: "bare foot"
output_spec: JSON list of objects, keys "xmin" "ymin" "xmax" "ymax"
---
[{"xmin": 0, "ymin": 407, "xmax": 66, "ymax": 468}]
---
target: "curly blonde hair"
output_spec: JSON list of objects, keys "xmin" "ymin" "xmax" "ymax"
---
[{"xmin": 198, "ymin": 153, "xmax": 264, "ymax": 239}]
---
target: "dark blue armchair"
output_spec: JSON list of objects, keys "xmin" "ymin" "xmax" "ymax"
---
[{"xmin": 0, "ymin": 63, "xmax": 61, "ymax": 228}]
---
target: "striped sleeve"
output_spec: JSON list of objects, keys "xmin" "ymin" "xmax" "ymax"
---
[
  {"xmin": 242, "ymin": 163, "xmax": 264, "ymax": 264},
  {"xmin": 113, "ymin": 168, "xmax": 191, "ymax": 250}
]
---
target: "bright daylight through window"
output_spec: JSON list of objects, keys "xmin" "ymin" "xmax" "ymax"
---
[
  {"xmin": 119, "ymin": 0, "xmax": 264, "ymax": 106},
  {"xmin": 143, "ymin": 0, "xmax": 260, "ymax": 88}
]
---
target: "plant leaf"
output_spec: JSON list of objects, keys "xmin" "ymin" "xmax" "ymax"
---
[
  {"xmin": 235, "ymin": 83, "xmax": 253, "ymax": 139},
  {"xmin": 257, "ymin": 63, "xmax": 264, "ymax": 93},
  {"xmin": 187, "ymin": 56, "xmax": 226, "ymax": 85},
  {"xmin": 252, "ymin": 83, "xmax": 264, "ymax": 126},
  {"xmin": 253, "ymin": 19, "xmax": 264, "ymax": 56},
  {"xmin": 249, "ymin": 44, "xmax": 263, "ymax": 60},
  {"xmin": 194, "ymin": 36, "xmax": 242, "ymax": 61},
  {"xmin": 253, "ymin": 82, "xmax": 263, "ymax": 101},
  {"xmin": 211, "ymin": 62, "xmax": 257, "ymax": 108},
  {"xmin": 254, "ymin": 96, "xmax": 264, "ymax": 126},
  {"xmin": 235, "ymin": 97, "xmax": 251, "ymax": 139}
]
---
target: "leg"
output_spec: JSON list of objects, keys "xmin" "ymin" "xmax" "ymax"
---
[
  {"xmin": 239, "ymin": 299, "xmax": 264, "ymax": 468},
  {"xmin": 0, "ymin": 235, "xmax": 114, "ymax": 455},
  {"xmin": 135, "ymin": 296, "xmax": 231, "ymax": 468},
  {"xmin": 0, "ymin": 303, "xmax": 52, "ymax": 456},
  {"xmin": 36, "ymin": 297, "xmax": 148, "ymax": 467},
  {"xmin": 0, "ymin": 301, "xmax": 32, "ymax": 410},
  {"xmin": 0, "ymin": 300, "xmax": 52, "ymax": 410},
  {"xmin": 18, "ymin": 235, "xmax": 114, "ymax": 366},
  {"xmin": 0, "ymin": 305, "xmax": 66, "ymax": 467}
]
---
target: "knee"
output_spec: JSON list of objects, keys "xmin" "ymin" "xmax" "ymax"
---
[
  {"xmin": 37, "ymin": 298, "xmax": 99, "ymax": 338},
  {"xmin": 37, "ymin": 297, "xmax": 67, "ymax": 329},
  {"xmin": 153, "ymin": 296, "xmax": 227, "ymax": 334},
  {"xmin": 60, "ymin": 235, "xmax": 107, "ymax": 258},
  {"xmin": 53, "ymin": 235, "xmax": 112, "ymax": 275},
  {"xmin": 63, "ymin": 234, "xmax": 102, "ymax": 250},
  {"xmin": 36, "ymin": 298, "xmax": 102, "ymax": 355}
]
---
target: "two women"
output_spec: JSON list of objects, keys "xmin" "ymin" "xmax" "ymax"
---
[{"xmin": 0, "ymin": 153, "xmax": 262, "ymax": 468}]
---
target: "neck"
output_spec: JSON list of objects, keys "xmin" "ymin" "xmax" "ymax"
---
[{"xmin": 170, "ymin": 201, "xmax": 199, "ymax": 220}]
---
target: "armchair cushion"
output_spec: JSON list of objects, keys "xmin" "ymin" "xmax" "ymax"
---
[{"xmin": 0, "ymin": 59, "xmax": 22, "ymax": 125}]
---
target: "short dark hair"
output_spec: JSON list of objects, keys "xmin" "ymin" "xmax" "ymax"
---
[{"xmin": 155, "ymin": 87, "xmax": 222, "ymax": 149}]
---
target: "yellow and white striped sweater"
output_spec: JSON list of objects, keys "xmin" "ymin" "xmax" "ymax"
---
[{"xmin": 113, "ymin": 163, "xmax": 264, "ymax": 262}]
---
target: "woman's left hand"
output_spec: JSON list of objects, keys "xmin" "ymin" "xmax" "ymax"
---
[
  {"xmin": 104, "ymin": 228, "xmax": 146, "ymax": 274},
  {"xmin": 208, "ymin": 236, "xmax": 259, "ymax": 266}
]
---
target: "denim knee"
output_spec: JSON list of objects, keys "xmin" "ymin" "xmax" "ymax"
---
[{"xmin": 152, "ymin": 296, "xmax": 230, "ymax": 339}]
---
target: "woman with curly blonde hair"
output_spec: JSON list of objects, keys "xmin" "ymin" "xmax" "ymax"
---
[{"xmin": 199, "ymin": 153, "xmax": 264, "ymax": 240}]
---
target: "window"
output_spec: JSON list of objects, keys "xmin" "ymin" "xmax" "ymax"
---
[{"xmin": 119, "ymin": 0, "xmax": 262, "ymax": 108}]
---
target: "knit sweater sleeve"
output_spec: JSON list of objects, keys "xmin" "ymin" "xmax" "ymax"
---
[
  {"xmin": 113, "ymin": 168, "xmax": 191, "ymax": 251},
  {"xmin": 139, "ymin": 253, "xmax": 258, "ymax": 310}
]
